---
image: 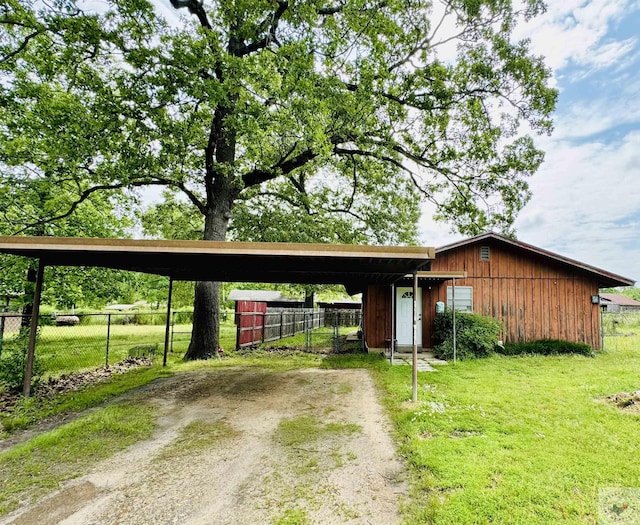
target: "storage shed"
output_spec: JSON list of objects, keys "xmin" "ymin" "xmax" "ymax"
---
[{"xmin": 600, "ymin": 293, "xmax": 640, "ymax": 313}]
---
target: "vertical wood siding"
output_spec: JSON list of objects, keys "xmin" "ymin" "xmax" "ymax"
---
[
  {"xmin": 363, "ymin": 285, "xmax": 392, "ymax": 349},
  {"xmin": 430, "ymin": 240, "xmax": 602, "ymax": 349}
]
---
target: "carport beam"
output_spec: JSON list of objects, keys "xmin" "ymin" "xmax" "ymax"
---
[
  {"xmin": 23, "ymin": 258, "xmax": 45, "ymax": 397},
  {"xmin": 163, "ymin": 276, "xmax": 174, "ymax": 367}
]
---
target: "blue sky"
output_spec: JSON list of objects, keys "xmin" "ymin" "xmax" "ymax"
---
[{"xmin": 419, "ymin": 0, "xmax": 640, "ymax": 285}]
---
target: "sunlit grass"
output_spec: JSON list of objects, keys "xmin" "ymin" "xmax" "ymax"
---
[
  {"xmin": 0, "ymin": 403, "xmax": 155, "ymax": 516},
  {"xmin": 374, "ymin": 334, "xmax": 640, "ymax": 524}
]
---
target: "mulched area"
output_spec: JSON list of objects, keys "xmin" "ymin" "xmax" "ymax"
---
[{"xmin": 0, "ymin": 357, "xmax": 153, "ymax": 414}]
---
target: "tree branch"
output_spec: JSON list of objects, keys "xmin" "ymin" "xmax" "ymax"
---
[
  {"xmin": 242, "ymin": 149, "xmax": 318, "ymax": 187},
  {"xmin": 13, "ymin": 178, "xmax": 205, "ymax": 235},
  {"xmin": 169, "ymin": 0, "xmax": 212, "ymax": 30},
  {"xmin": 238, "ymin": 1, "xmax": 288, "ymax": 56},
  {"xmin": 0, "ymin": 30, "xmax": 40, "ymax": 64}
]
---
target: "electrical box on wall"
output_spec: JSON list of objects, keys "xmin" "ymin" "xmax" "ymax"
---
[{"xmin": 435, "ymin": 301, "xmax": 445, "ymax": 314}]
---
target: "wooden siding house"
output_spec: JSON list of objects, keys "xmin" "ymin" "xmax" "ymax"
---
[{"xmin": 363, "ymin": 233, "xmax": 634, "ymax": 351}]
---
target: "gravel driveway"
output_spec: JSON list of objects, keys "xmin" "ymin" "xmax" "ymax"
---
[{"xmin": 4, "ymin": 368, "xmax": 407, "ymax": 525}]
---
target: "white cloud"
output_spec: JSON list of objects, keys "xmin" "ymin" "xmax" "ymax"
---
[
  {"xmin": 515, "ymin": 0, "xmax": 634, "ymax": 73},
  {"xmin": 552, "ymin": 94, "xmax": 640, "ymax": 140},
  {"xmin": 513, "ymin": 131, "xmax": 640, "ymax": 281}
]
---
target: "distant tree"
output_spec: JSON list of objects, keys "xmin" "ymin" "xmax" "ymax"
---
[
  {"xmin": 0, "ymin": 173, "xmax": 133, "ymax": 316},
  {"xmin": 0, "ymin": 0, "xmax": 557, "ymax": 358}
]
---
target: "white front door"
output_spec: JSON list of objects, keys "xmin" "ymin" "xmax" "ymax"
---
[{"xmin": 396, "ymin": 287, "xmax": 422, "ymax": 346}]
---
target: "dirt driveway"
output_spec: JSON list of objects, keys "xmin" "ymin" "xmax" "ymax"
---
[{"xmin": 4, "ymin": 368, "xmax": 407, "ymax": 525}]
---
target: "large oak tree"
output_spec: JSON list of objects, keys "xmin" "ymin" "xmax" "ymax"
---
[{"xmin": 0, "ymin": 0, "xmax": 556, "ymax": 358}]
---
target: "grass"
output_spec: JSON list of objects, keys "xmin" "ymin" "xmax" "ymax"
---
[
  {"xmin": 156, "ymin": 419, "xmax": 239, "ymax": 460},
  {"xmin": 274, "ymin": 415, "xmax": 360, "ymax": 447},
  {"xmin": 372, "ymin": 334, "xmax": 640, "ymax": 524},
  {"xmin": 0, "ymin": 403, "xmax": 155, "ymax": 516},
  {"xmin": 1, "ymin": 364, "xmax": 173, "ymax": 435}
]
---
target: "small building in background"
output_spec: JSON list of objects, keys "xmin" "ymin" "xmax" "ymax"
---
[
  {"xmin": 227, "ymin": 290, "xmax": 304, "ymax": 309},
  {"xmin": 600, "ymin": 293, "xmax": 640, "ymax": 313}
]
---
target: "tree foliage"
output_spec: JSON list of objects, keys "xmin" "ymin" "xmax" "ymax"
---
[{"xmin": 1, "ymin": 0, "xmax": 557, "ymax": 357}]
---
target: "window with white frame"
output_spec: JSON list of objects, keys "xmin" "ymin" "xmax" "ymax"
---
[{"xmin": 447, "ymin": 286, "xmax": 473, "ymax": 312}]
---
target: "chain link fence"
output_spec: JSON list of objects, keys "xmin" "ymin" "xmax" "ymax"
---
[
  {"xmin": 602, "ymin": 312, "xmax": 640, "ymax": 337},
  {"xmin": 0, "ymin": 311, "xmax": 197, "ymax": 384},
  {"xmin": 0, "ymin": 307, "xmax": 364, "ymax": 392},
  {"xmin": 237, "ymin": 308, "xmax": 363, "ymax": 352}
]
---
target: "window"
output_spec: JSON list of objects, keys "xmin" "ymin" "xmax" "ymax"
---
[
  {"xmin": 447, "ymin": 286, "xmax": 473, "ymax": 312},
  {"xmin": 480, "ymin": 246, "xmax": 490, "ymax": 261}
]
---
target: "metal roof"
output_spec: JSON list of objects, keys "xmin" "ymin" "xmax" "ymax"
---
[
  {"xmin": 600, "ymin": 293, "xmax": 640, "ymax": 307},
  {"xmin": 437, "ymin": 232, "xmax": 634, "ymax": 288},
  {"xmin": 227, "ymin": 290, "xmax": 302, "ymax": 303},
  {"xmin": 0, "ymin": 236, "xmax": 434, "ymax": 293}
]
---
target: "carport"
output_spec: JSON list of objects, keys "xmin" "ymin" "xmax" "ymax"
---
[{"xmin": 0, "ymin": 236, "xmax": 435, "ymax": 399}]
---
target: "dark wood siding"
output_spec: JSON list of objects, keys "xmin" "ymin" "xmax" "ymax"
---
[
  {"xmin": 429, "ymin": 239, "xmax": 603, "ymax": 349},
  {"xmin": 363, "ymin": 285, "xmax": 392, "ymax": 349}
]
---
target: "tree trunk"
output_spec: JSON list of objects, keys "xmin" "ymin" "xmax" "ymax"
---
[{"xmin": 184, "ymin": 193, "xmax": 234, "ymax": 360}]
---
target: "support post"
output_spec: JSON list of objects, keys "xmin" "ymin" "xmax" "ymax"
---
[
  {"xmin": 452, "ymin": 278, "xmax": 457, "ymax": 365},
  {"xmin": 23, "ymin": 259, "xmax": 45, "ymax": 397},
  {"xmin": 390, "ymin": 283, "xmax": 395, "ymax": 365},
  {"xmin": 163, "ymin": 277, "xmax": 174, "ymax": 367},
  {"xmin": 412, "ymin": 271, "xmax": 418, "ymax": 403}
]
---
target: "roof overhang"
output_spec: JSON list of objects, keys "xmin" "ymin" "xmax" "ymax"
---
[
  {"xmin": 437, "ymin": 232, "xmax": 634, "ymax": 288},
  {"xmin": 395, "ymin": 271, "xmax": 467, "ymax": 285},
  {"xmin": 0, "ymin": 236, "xmax": 435, "ymax": 293}
]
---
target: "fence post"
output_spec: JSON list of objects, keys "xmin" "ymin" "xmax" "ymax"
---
[
  {"xmin": 170, "ymin": 311, "xmax": 176, "ymax": 353},
  {"xmin": 261, "ymin": 312, "xmax": 266, "ymax": 343},
  {"xmin": 105, "ymin": 313, "xmax": 111, "ymax": 367},
  {"xmin": 236, "ymin": 311, "xmax": 243, "ymax": 350},
  {"xmin": 0, "ymin": 307, "xmax": 5, "ymax": 359},
  {"xmin": 280, "ymin": 311, "xmax": 284, "ymax": 340}
]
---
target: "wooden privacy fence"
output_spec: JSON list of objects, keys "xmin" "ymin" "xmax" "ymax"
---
[{"xmin": 236, "ymin": 308, "xmax": 326, "ymax": 348}]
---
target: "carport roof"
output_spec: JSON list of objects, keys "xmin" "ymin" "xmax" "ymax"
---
[{"xmin": 0, "ymin": 236, "xmax": 434, "ymax": 292}]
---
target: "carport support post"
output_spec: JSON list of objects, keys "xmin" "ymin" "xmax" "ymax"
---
[
  {"xmin": 23, "ymin": 259, "xmax": 45, "ymax": 397},
  {"xmin": 163, "ymin": 277, "xmax": 174, "ymax": 367},
  {"xmin": 412, "ymin": 271, "xmax": 418, "ymax": 403},
  {"xmin": 452, "ymin": 278, "xmax": 457, "ymax": 365},
  {"xmin": 390, "ymin": 283, "xmax": 395, "ymax": 365}
]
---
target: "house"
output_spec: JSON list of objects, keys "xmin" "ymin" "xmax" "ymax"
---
[
  {"xmin": 600, "ymin": 293, "xmax": 640, "ymax": 313},
  {"xmin": 363, "ymin": 233, "xmax": 635, "ymax": 351}
]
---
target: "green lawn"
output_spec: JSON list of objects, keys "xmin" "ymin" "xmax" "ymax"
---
[{"xmin": 377, "ymin": 334, "xmax": 640, "ymax": 524}]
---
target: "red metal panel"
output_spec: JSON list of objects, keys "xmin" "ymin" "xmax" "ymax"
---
[{"xmin": 236, "ymin": 301, "xmax": 267, "ymax": 347}]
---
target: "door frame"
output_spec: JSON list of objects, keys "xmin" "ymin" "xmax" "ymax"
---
[{"xmin": 395, "ymin": 286, "xmax": 422, "ymax": 346}]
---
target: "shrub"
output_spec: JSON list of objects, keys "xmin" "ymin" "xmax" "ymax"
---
[
  {"xmin": 500, "ymin": 339, "xmax": 593, "ymax": 357},
  {"xmin": 0, "ymin": 330, "xmax": 43, "ymax": 392},
  {"xmin": 433, "ymin": 310, "xmax": 502, "ymax": 360}
]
